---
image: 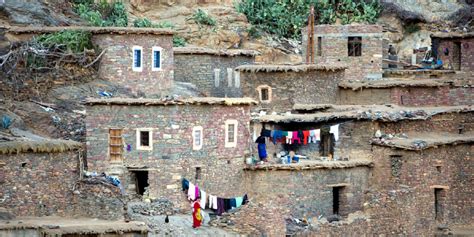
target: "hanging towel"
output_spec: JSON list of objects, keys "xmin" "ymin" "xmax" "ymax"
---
[
  {"xmin": 235, "ymin": 196, "xmax": 244, "ymax": 208},
  {"xmin": 200, "ymin": 190, "xmax": 207, "ymax": 209},
  {"xmin": 195, "ymin": 185, "xmax": 200, "ymax": 200},
  {"xmin": 303, "ymin": 130, "xmax": 310, "ymax": 145},
  {"xmin": 224, "ymin": 198, "xmax": 232, "ymax": 211},
  {"xmin": 230, "ymin": 198, "xmax": 237, "ymax": 209},
  {"xmin": 209, "ymin": 195, "xmax": 218, "ymax": 210},
  {"xmin": 330, "ymin": 124, "xmax": 339, "ymax": 141},
  {"xmin": 286, "ymin": 131, "xmax": 293, "ymax": 144},
  {"xmin": 315, "ymin": 129, "xmax": 321, "ymax": 141},
  {"xmin": 272, "ymin": 130, "xmax": 283, "ymax": 144},
  {"xmin": 291, "ymin": 131, "xmax": 301, "ymax": 144},
  {"xmin": 182, "ymin": 179, "xmax": 189, "ymax": 191},
  {"xmin": 217, "ymin": 197, "xmax": 225, "ymax": 215},
  {"xmin": 188, "ymin": 182, "xmax": 195, "ymax": 200}
]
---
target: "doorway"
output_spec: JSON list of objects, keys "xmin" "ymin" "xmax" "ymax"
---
[
  {"xmin": 452, "ymin": 42, "xmax": 461, "ymax": 70},
  {"xmin": 132, "ymin": 171, "xmax": 149, "ymax": 195}
]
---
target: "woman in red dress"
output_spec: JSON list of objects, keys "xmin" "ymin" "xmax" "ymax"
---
[{"xmin": 192, "ymin": 197, "xmax": 202, "ymax": 228}]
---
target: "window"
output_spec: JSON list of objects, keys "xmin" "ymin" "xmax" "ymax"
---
[
  {"xmin": 195, "ymin": 167, "xmax": 201, "ymax": 180},
  {"xmin": 257, "ymin": 85, "xmax": 272, "ymax": 103},
  {"xmin": 214, "ymin": 68, "xmax": 220, "ymax": 87},
  {"xmin": 132, "ymin": 46, "xmax": 143, "ymax": 71},
  {"xmin": 225, "ymin": 120, "xmax": 238, "ymax": 148},
  {"xmin": 192, "ymin": 126, "xmax": 203, "ymax": 150},
  {"xmin": 136, "ymin": 128, "xmax": 153, "ymax": 150},
  {"xmin": 109, "ymin": 129, "xmax": 123, "ymax": 162},
  {"xmin": 227, "ymin": 68, "xmax": 233, "ymax": 87},
  {"xmin": 317, "ymin": 36, "xmax": 322, "ymax": 56},
  {"xmin": 434, "ymin": 188, "xmax": 445, "ymax": 221},
  {"xmin": 152, "ymin": 46, "xmax": 162, "ymax": 71},
  {"xmin": 348, "ymin": 36, "xmax": 362, "ymax": 57},
  {"xmin": 333, "ymin": 186, "xmax": 343, "ymax": 215}
]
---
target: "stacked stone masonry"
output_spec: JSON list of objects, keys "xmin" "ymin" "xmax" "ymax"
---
[
  {"xmin": 302, "ymin": 24, "xmax": 383, "ymax": 80},
  {"xmin": 433, "ymin": 36, "xmax": 474, "ymax": 72}
]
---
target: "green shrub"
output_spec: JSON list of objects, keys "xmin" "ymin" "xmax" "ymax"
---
[
  {"xmin": 404, "ymin": 23, "xmax": 421, "ymax": 34},
  {"xmin": 191, "ymin": 9, "xmax": 216, "ymax": 26},
  {"xmin": 74, "ymin": 1, "xmax": 128, "ymax": 27},
  {"xmin": 173, "ymin": 36, "xmax": 187, "ymax": 47},
  {"xmin": 236, "ymin": 0, "xmax": 380, "ymax": 39},
  {"xmin": 247, "ymin": 25, "xmax": 261, "ymax": 39},
  {"xmin": 134, "ymin": 18, "xmax": 175, "ymax": 29},
  {"xmin": 35, "ymin": 30, "xmax": 93, "ymax": 53}
]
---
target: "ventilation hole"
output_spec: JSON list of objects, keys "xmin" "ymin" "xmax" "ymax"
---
[
  {"xmin": 227, "ymin": 160, "xmax": 231, "ymax": 164},
  {"xmin": 21, "ymin": 162, "xmax": 27, "ymax": 168}
]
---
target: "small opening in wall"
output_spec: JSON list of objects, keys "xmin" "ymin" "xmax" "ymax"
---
[
  {"xmin": 434, "ymin": 188, "xmax": 445, "ymax": 221},
  {"xmin": 140, "ymin": 131, "xmax": 150, "ymax": 147},
  {"xmin": 332, "ymin": 186, "xmax": 343, "ymax": 215},
  {"xmin": 261, "ymin": 88, "xmax": 269, "ymax": 101},
  {"xmin": 436, "ymin": 166, "xmax": 442, "ymax": 173},
  {"xmin": 132, "ymin": 171, "xmax": 149, "ymax": 195},
  {"xmin": 21, "ymin": 162, "xmax": 27, "ymax": 168},
  {"xmin": 195, "ymin": 167, "xmax": 201, "ymax": 180}
]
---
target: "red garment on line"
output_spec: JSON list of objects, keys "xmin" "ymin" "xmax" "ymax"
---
[{"xmin": 303, "ymin": 130, "xmax": 310, "ymax": 145}]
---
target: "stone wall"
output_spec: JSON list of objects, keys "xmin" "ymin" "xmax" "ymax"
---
[
  {"xmin": 0, "ymin": 150, "xmax": 126, "ymax": 220},
  {"xmin": 85, "ymin": 104, "xmax": 252, "ymax": 209},
  {"xmin": 433, "ymin": 37, "xmax": 474, "ymax": 72},
  {"xmin": 338, "ymin": 86, "xmax": 474, "ymax": 106},
  {"xmin": 92, "ymin": 34, "xmax": 174, "ymax": 97},
  {"xmin": 240, "ymin": 70, "xmax": 344, "ymax": 113},
  {"xmin": 174, "ymin": 54, "xmax": 254, "ymax": 97},
  {"xmin": 302, "ymin": 24, "xmax": 383, "ymax": 81}
]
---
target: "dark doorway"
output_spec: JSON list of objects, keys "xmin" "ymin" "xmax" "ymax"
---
[
  {"xmin": 132, "ymin": 171, "xmax": 149, "ymax": 195},
  {"xmin": 434, "ymin": 188, "xmax": 445, "ymax": 221},
  {"xmin": 333, "ymin": 186, "xmax": 343, "ymax": 215},
  {"xmin": 320, "ymin": 126, "xmax": 335, "ymax": 158},
  {"xmin": 453, "ymin": 42, "xmax": 461, "ymax": 70}
]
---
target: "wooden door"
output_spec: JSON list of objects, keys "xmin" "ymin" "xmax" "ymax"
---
[{"xmin": 109, "ymin": 129, "xmax": 123, "ymax": 162}]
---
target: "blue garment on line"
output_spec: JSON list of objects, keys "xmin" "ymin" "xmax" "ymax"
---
[
  {"xmin": 272, "ymin": 130, "xmax": 283, "ymax": 144},
  {"xmin": 235, "ymin": 197, "xmax": 244, "ymax": 208}
]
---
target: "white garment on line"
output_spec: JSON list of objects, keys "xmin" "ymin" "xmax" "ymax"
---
[
  {"xmin": 330, "ymin": 124, "xmax": 339, "ymax": 141},
  {"xmin": 200, "ymin": 190, "xmax": 207, "ymax": 209},
  {"xmin": 209, "ymin": 195, "xmax": 218, "ymax": 210},
  {"xmin": 286, "ymin": 131, "xmax": 293, "ymax": 144},
  {"xmin": 188, "ymin": 182, "xmax": 195, "ymax": 201}
]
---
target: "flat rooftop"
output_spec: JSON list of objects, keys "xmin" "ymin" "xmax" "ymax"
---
[
  {"xmin": 371, "ymin": 132, "xmax": 474, "ymax": 151},
  {"xmin": 6, "ymin": 26, "xmax": 174, "ymax": 35},
  {"xmin": 339, "ymin": 78, "xmax": 474, "ymax": 90},
  {"xmin": 255, "ymin": 105, "xmax": 473, "ymax": 123},
  {"xmin": 174, "ymin": 46, "xmax": 259, "ymax": 57},
  {"xmin": 235, "ymin": 64, "xmax": 347, "ymax": 73},
  {"xmin": 0, "ymin": 216, "xmax": 147, "ymax": 235},
  {"xmin": 84, "ymin": 97, "xmax": 258, "ymax": 106},
  {"xmin": 244, "ymin": 160, "xmax": 373, "ymax": 171}
]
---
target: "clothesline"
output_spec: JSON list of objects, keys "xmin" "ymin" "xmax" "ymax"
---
[
  {"xmin": 260, "ymin": 124, "xmax": 340, "ymax": 145},
  {"xmin": 182, "ymin": 178, "xmax": 248, "ymax": 216}
]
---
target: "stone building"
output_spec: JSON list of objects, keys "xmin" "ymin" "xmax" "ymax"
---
[
  {"xmin": 174, "ymin": 47, "xmax": 258, "ymax": 97},
  {"xmin": 6, "ymin": 26, "xmax": 175, "ymax": 97},
  {"xmin": 0, "ymin": 137, "xmax": 124, "ymax": 220},
  {"xmin": 236, "ymin": 64, "xmax": 346, "ymax": 113},
  {"xmin": 302, "ymin": 24, "xmax": 384, "ymax": 81},
  {"xmin": 84, "ymin": 97, "xmax": 256, "ymax": 208},
  {"xmin": 431, "ymin": 32, "xmax": 474, "ymax": 72}
]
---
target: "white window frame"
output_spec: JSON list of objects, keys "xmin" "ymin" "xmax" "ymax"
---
[
  {"xmin": 136, "ymin": 128, "xmax": 153, "ymax": 151},
  {"xmin": 192, "ymin": 126, "xmax": 203, "ymax": 150},
  {"xmin": 151, "ymin": 46, "xmax": 162, "ymax": 71},
  {"xmin": 234, "ymin": 70, "xmax": 240, "ymax": 88},
  {"xmin": 257, "ymin": 85, "xmax": 272, "ymax": 103},
  {"xmin": 227, "ymin": 68, "xmax": 233, "ymax": 87},
  {"xmin": 132, "ymin": 46, "xmax": 143, "ymax": 72},
  {"xmin": 224, "ymin": 120, "xmax": 238, "ymax": 148}
]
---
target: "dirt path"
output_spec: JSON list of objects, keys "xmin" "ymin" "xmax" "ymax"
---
[{"xmin": 146, "ymin": 215, "xmax": 240, "ymax": 236}]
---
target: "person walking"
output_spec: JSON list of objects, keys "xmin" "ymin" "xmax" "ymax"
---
[{"xmin": 192, "ymin": 197, "xmax": 202, "ymax": 228}]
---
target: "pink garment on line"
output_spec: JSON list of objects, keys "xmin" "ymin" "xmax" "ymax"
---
[
  {"xmin": 291, "ymin": 131, "xmax": 301, "ymax": 144},
  {"xmin": 195, "ymin": 185, "xmax": 200, "ymax": 200}
]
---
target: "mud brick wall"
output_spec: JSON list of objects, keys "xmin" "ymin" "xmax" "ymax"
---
[
  {"xmin": 338, "ymin": 86, "xmax": 474, "ymax": 106},
  {"xmin": 242, "ymin": 167, "xmax": 371, "ymax": 218},
  {"xmin": 433, "ymin": 37, "xmax": 474, "ymax": 72},
  {"xmin": 174, "ymin": 54, "xmax": 254, "ymax": 97},
  {"xmin": 241, "ymin": 70, "xmax": 344, "ymax": 113},
  {"xmin": 370, "ymin": 144, "xmax": 474, "ymax": 231},
  {"xmin": 302, "ymin": 24, "xmax": 383, "ymax": 81},
  {"xmin": 85, "ymin": 104, "xmax": 252, "ymax": 209},
  {"xmin": 92, "ymin": 34, "xmax": 174, "ymax": 97},
  {"xmin": 0, "ymin": 151, "xmax": 79, "ymax": 217}
]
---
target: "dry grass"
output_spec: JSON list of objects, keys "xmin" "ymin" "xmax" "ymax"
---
[
  {"xmin": 235, "ymin": 64, "xmax": 347, "ymax": 73},
  {"xmin": 0, "ymin": 140, "xmax": 82, "ymax": 154},
  {"xmin": 431, "ymin": 32, "xmax": 474, "ymax": 39},
  {"xmin": 174, "ymin": 46, "xmax": 259, "ymax": 57},
  {"xmin": 85, "ymin": 97, "xmax": 258, "ymax": 106},
  {"xmin": 6, "ymin": 26, "xmax": 174, "ymax": 35}
]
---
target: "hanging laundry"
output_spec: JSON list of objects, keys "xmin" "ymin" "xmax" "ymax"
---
[
  {"xmin": 195, "ymin": 185, "xmax": 200, "ymax": 199},
  {"xmin": 182, "ymin": 179, "xmax": 189, "ymax": 191},
  {"xmin": 243, "ymin": 194, "xmax": 248, "ymax": 204},
  {"xmin": 261, "ymin": 128, "xmax": 271, "ymax": 137},
  {"xmin": 315, "ymin": 129, "xmax": 321, "ymax": 141},
  {"xmin": 235, "ymin": 196, "xmax": 244, "ymax": 208},
  {"xmin": 291, "ymin": 131, "xmax": 301, "ymax": 144},
  {"xmin": 272, "ymin": 130, "xmax": 283, "ymax": 144},
  {"xmin": 230, "ymin": 198, "xmax": 237, "ymax": 209},
  {"xmin": 330, "ymin": 124, "xmax": 340, "ymax": 141},
  {"xmin": 200, "ymin": 190, "xmax": 207, "ymax": 209},
  {"xmin": 303, "ymin": 130, "xmax": 310, "ymax": 145},
  {"xmin": 286, "ymin": 131, "xmax": 293, "ymax": 144},
  {"xmin": 188, "ymin": 182, "xmax": 195, "ymax": 200},
  {"xmin": 208, "ymin": 195, "xmax": 218, "ymax": 210},
  {"xmin": 224, "ymin": 198, "xmax": 232, "ymax": 211},
  {"xmin": 217, "ymin": 197, "xmax": 225, "ymax": 216}
]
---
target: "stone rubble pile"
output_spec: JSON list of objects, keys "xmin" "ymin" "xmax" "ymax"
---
[{"xmin": 127, "ymin": 200, "xmax": 176, "ymax": 220}]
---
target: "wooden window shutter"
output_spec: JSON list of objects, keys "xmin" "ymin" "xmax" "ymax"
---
[{"xmin": 109, "ymin": 129, "xmax": 123, "ymax": 162}]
